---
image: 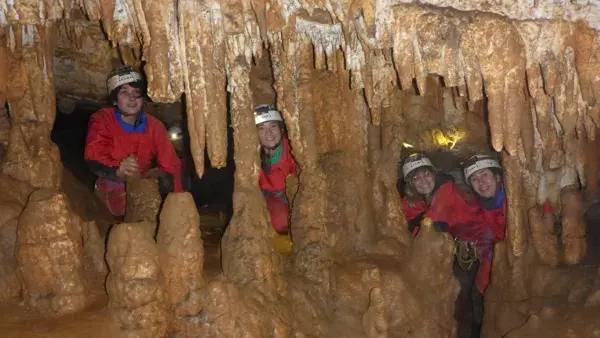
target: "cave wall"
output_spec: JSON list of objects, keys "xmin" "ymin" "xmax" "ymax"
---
[{"xmin": 0, "ymin": 0, "xmax": 600, "ymax": 337}]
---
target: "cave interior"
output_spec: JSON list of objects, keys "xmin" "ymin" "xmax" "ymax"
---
[{"xmin": 1, "ymin": 0, "xmax": 600, "ymax": 337}]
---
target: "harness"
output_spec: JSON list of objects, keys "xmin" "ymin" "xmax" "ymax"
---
[{"xmin": 453, "ymin": 237, "xmax": 478, "ymax": 270}]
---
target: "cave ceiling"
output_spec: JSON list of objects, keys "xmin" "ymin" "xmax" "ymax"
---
[{"xmin": 0, "ymin": 0, "xmax": 600, "ymax": 160}]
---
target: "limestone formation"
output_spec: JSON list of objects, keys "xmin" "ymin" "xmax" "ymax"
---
[
  {"xmin": 125, "ymin": 177, "xmax": 162, "ymax": 224},
  {"xmin": 105, "ymin": 221, "xmax": 168, "ymax": 338},
  {"xmin": 16, "ymin": 189, "xmax": 87, "ymax": 316},
  {"xmin": 157, "ymin": 193, "xmax": 205, "ymax": 336},
  {"xmin": 1, "ymin": 0, "xmax": 600, "ymax": 336}
]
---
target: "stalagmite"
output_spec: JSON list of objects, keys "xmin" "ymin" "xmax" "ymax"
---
[
  {"xmin": 528, "ymin": 205, "xmax": 561, "ymax": 267},
  {"xmin": 106, "ymin": 221, "xmax": 168, "ymax": 338},
  {"xmin": 560, "ymin": 186, "xmax": 587, "ymax": 265},
  {"xmin": 124, "ymin": 177, "xmax": 162, "ymax": 224},
  {"xmin": 157, "ymin": 193, "xmax": 205, "ymax": 336},
  {"xmin": 16, "ymin": 189, "xmax": 87, "ymax": 316}
]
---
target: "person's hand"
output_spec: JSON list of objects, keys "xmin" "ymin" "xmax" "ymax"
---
[{"xmin": 117, "ymin": 156, "xmax": 139, "ymax": 178}]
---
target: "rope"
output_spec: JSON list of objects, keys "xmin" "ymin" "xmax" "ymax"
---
[{"xmin": 453, "ymin": 237, "xmax": 478, "ymax": 271}]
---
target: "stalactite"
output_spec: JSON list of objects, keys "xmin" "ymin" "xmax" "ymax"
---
[
  {"xmin": 142, "ymin": 0, "xmax": 182, "ymax": 102},
  {"xmin": 112, "ymin": 0, "xmax": 136, "ymax": 45},
  {"xmin": 204, "ymin": 6, "xmax": 228, "ymax": 168},
  {"xmin": 178, "ymin": 0, "xmax": 205, "ymax": 178},
  {"xmin": 99, "ymin": 0, "xmax": 116, "ymax": 42}
]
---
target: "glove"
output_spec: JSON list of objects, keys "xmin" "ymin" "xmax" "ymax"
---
[
  {"xmin": 433, "ymin": 221, "xmax": 449, "ymax": 232},
  {"xmin": 408, "ymin": 213, "xmax": 424, "ymax": 232}
]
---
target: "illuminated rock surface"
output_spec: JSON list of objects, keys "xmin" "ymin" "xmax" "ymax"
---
[{"xmin": 0, "ymin": 0, "xmax": 600, "ymax": 337}]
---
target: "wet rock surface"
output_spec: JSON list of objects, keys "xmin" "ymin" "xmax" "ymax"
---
[{"xmin": 16, "ymin": 189, "xmax": 87, "ymax": 316}]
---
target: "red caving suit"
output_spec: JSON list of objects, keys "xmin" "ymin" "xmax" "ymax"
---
[
  {"xmin": 402, "ymin": 174, "xmax": 494, "ymax": 293},
  {"xmin": 259, "ymin": 137, "xmax": 298, "ymax": 233},
  {"xmin": 85, "ymin": 107, "xmax": 183, "ymax": 216}
]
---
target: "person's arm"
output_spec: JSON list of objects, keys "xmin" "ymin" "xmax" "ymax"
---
[
  {"xmin": 152, "ymin": 122, "xmax": 183, "ymax": 192},
  {"xmin": 85, "ymin": 113, "xmax": 121, "ymax": 179},
  {"xmin": 402, "ymin": 197, "xmax": 427, "ymax": 233}
]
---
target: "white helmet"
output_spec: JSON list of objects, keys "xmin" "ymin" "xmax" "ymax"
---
[
  {"xmin": 463, "ymin": 155, "xmax": 502, "ymax": 184},
  {"xmin": 167, "ymin": 125, "xmax": 183, "ymax": 142},
  {"xmin": 254, "ymin": 104, "xmax": 283, "ymax": 125},
  {"xmin": 107, "ymin": 66, "xmax": 143, "ymax": 94},
  {"xmin": 402, "ymin": 153, "xmax": 435, "ymax": 181}
]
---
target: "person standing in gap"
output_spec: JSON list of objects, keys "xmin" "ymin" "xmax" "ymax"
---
[{"xmin": 255, "ymin": 104, "xmax": 298, "ymax": 253}]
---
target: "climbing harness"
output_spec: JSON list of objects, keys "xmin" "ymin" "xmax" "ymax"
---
[{"xmin": 453, "ymin": 237, "xmax": 478, "ymax": 271}]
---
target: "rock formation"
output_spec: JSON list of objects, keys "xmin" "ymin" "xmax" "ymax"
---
[
  {"xmin": 156, "ymin": 193, "xmax": 205, "ymax": 336},
  {"xmin": 0, "ymin": 0, "xmax": 600, "ymax": 337},
  {"xmin": 105, "ymin": 221, "xmax": 168, "ymax": 338},
  {"xmin": 16, "ymin": 189, "xmax": 87, "ymax": 316}
]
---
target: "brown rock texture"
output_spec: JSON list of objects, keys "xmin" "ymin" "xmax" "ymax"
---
[
  {"xmin": 15, "ymin": 189, "xmax": 87, "ymax": 316},
  {"xmin": 157, "ymin": 192, "xmax": 205, "ymax": 336},
  {"xmin": 0, "ymin": 174, "xmax": 34, "ymax": 301},
  {"xmin": 1, "ymin": 23, "xmax": 62, "ymax": 190},
  {"xmin": 2, "ymin": 0, "xmax": 600, "ymax": 336},
  {"xmin": 125, "ymin": 177, "xmax": 162, "ymax": 224},
  {"xmin": 505, "ymin": 305, "xmax": 600, "ymax": 338},
  {"xmin": 197, "ymin": 280, "xmax": 289, "ymax": 337},
  {"xmin": 80, "ymin": 220, "xmax": 108, "ymax": 283},
  {"xmin": 105, "ymin": 221, "xmax": 168, "ymax": 338}
]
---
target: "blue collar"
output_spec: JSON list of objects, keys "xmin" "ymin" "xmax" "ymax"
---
[
  {"xmin": 481, "ymin": 185, "xmax": 505, "ymax": 210},
  {"xmin": 114, "ymin": 109, "xmax": 147, "ymax": 133}
]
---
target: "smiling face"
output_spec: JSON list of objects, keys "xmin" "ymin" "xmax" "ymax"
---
[
  {"xmin": 409, "ymin": 167, "xmax": 436, "ymax": 196},
  {"xmin": 469, "ymin": 168, "xmax": 500, "ymax": 198},
  {"xmin": 114, "ymin": 83, "xmax": 143, "ymax": 117},
  {"xmin": 257, "ymin": 121, "xmax": 282, "ymax": 148}
]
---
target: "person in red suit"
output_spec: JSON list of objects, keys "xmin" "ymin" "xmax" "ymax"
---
[
  {"xmin": 84, "ymin": 66, "xmax": 183, "ymax": 217},
  {"xmin": 400, "ymin": 152, "xmax": 488, "ymax": 338},
  {"xmin": 255, "ymin": 104, "xmax": 298, "ymax": 235}
]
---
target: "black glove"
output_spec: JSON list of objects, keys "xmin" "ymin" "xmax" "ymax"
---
[
  {"xmin": 408, "ymin": 213, "xmax": 424, "ymax": 232},
  {"xmin": 433, "ymin": 221, "xmax": 449, "ymax": 232}
]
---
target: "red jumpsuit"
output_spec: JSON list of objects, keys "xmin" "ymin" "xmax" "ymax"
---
[
  {"xmin": 402, "ymin": 174, "xmax": 488, "ymax": 241},
  {"xmin": 85, "ymin": 107, "xmax": 183, "ymax": 216},
  {"xmin": 259, "ymin": 137, "xmax": 297, "ymax": 233},
  {"xmin": 475, "ymin": 197, "xmax": 506, "ymax": 293}
]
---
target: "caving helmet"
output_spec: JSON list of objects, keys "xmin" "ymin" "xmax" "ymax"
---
[
  {"xmin": 254, "ymin": 104, "xmax": 283, "ymax": 125},
  {"xmin": 107, "ymin": 65, "xmax": 143, "ymax": 95},
  {"xmin": 402, "ymin": 153, "xmax": 435, "ymax": 181},
  {"xmin": 462, "ymin": 154, "xmax": 502, "ymax": 185},
  {"xmin": 167, "ymin": 125, "xmax": 183, "ymax": 142}
]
